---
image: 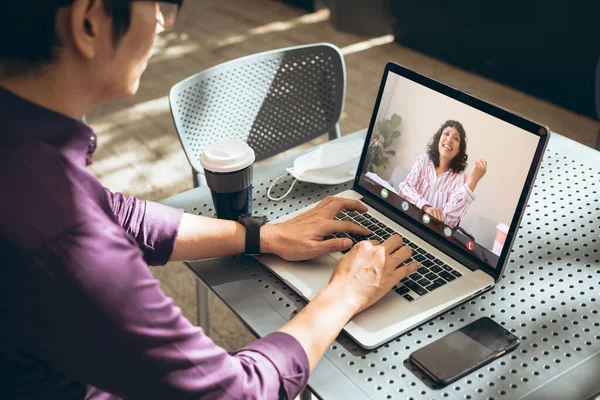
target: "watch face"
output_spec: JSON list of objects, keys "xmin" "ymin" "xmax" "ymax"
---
[
  {"xmin": 239, "ymin": 214, "xmax": 268, "ymax": 225},
  {"xmin": 249, "ymin": 214, "xmax": 268, "ymax": 225}
]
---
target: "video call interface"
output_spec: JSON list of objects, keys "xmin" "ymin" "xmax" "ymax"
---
[{"xmin": 358, "ymin": 71, "xmax": 541, "ymax": 269}]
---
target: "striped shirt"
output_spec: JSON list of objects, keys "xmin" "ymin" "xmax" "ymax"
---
[{"xmin": 398, "ymin": 154, "xmax": 475, "ymax": 228}]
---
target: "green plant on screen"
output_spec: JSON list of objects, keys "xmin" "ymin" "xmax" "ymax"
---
[{"xmin": 370, "ymin": 113, "xmax": 402, "ymax": 175}]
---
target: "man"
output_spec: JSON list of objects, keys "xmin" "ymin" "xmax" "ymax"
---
[{"xmin": 0, "ymin": 1, "xmax": 418, "ymax": 398}]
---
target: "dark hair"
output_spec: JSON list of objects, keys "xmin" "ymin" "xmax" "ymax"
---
[
  {"xmin": 0, "ymin": 0, "xmax": 132, "ymax": 77},
  {"xmin": 426, "ymin": 120, "xmax": 468, "ymax": 173}
]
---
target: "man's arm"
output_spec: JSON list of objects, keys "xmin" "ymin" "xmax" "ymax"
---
[
  {"xmin": 19, "ymin": 200, "xmax": 418, "ymax": 399},
  {"xmin": 20, "ymin": 217, "xmax": 309, "ymax": 399},
  {"xmin": 104, "ymin": 188, "xmax": 182, "ymax": 265},
  {"xmin": 169, "ymin": 213, "xmax": 245, "ymax": 260},
  {"xmin": 104, "ymin": 188, "xmax": 371, "ymax": 263},
  {"xmin": 170, "ymin": 197, "xmax": 373, "ymax": 262},
  {"xmin": 279, "ymin": 236, "xmax": 418, "ymax": 371}
]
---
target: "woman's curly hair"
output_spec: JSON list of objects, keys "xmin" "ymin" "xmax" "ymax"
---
[{"xmin": 426, "ymin": 120, "xmax": 468, "ymax": 173}]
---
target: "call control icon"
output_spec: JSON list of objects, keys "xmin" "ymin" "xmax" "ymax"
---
[{"xmin": 401, "ymin": 201, "xmax": 409, "ymax": 211}]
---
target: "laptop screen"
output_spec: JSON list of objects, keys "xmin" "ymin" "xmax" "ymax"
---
[{"xmin": 356, "ymin": 65, "xmax": 547, "ymax": 274}]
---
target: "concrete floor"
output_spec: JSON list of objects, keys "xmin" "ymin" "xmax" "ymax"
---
[{"xmin": 86, "ymin": 0, "xmax": 600, "ymax": 353}]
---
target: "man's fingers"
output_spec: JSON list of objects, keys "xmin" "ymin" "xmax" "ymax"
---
[
  {"xmin": 394, "ymin": 261, "xmax": 420, "ymax": 279},
  {"xmin": 389, "ymin": 242, "xmax": 412, "ymax": 262},
  {"xmin": 320, "ymin": 237, "xmax": 352, "ymax": 254},
  {"xmin": 314, "ymin": 196, "xmax": 336, "ymax": 210},
  {"xmin": 380, "ymin": 234, "xmax": 405, "ymax": 254},
  {"xmin": 320, "ymin": 237, "xmax": 379, "ymax": 256},
  {"xmin": 321, "ymin": 198, "xmax": 368, "ymax": 218},
  {"xmin": 324, "ymin": 220, "xmax": 370, "ymax": 236},
  {"xmin": 295, "ymin": 196, "xmax": 337, "ymax": 220},
  {"xmin": 296, "ymin": 196, "xmax": 335, "ymax": 220}
]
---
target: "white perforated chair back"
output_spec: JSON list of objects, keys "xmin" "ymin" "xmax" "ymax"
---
[{"xmin": 169, "ymin": 43, "xmax": 346, "ymax": 184}]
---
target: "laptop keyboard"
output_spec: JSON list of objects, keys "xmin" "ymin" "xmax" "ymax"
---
[{"xmin": 323, "ymin": 211, "xmax": 463, "ymax": 302}]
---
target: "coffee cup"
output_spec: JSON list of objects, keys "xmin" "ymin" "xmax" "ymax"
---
[{"xmin": 200, "ymin": 140, "xmax": 255, "ymax": 221}]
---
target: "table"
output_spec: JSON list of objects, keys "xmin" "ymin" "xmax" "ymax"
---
[{"xmin": 161, "ymin": 130, "xmax": 600, "ymax": 400}]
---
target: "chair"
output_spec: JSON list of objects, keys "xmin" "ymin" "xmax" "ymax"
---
[{"xmin": 169, "ymin": 43, "xmax": 346, "ymax": 333}]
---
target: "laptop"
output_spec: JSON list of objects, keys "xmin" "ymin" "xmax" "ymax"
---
[{"xmin": 258, "ymin": 61, "xmax": 550, "ymax": 349}]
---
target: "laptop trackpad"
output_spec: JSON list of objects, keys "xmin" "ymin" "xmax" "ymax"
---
[{"xmin": 261, "ymin": 254, "xmax": 338, "ymax": 300}]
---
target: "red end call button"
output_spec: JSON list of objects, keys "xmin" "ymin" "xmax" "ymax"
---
[{"xmin": 466, "ymin": 240, "xmax": 475, "ymax": 251}]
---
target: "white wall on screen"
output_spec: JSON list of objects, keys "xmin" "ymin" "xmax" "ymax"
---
[{"xmin": 371, "ymin": 73, "xmax": 540, "ymax": 249}]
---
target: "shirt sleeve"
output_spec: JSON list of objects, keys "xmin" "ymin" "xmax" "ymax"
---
[
  {"xmin": 442, "ymin": 174, "xmax": 476, "ymax": 228},
  {"xmin": 19, "ymin": 217, "xmax": 309, "ymax": 400},
  {"xmin": 103, "ymin": 188, "xmax": 183, "ymax": 266},
  {"xmin": 398, "ymin": 154, "xmax": 431, "ymax": 209}
]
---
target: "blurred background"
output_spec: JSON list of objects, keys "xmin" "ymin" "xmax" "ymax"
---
[{"xmin": 86, "ymin": 0, "xmax": 600, "ymax": 351}]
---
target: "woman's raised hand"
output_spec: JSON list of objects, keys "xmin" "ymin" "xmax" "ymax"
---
[{"xmin": 467, "ymin": 159, "xmax": 488, "ymax": 191}]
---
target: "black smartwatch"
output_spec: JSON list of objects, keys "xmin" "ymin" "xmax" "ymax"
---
[{"xmin": 238, "ymin": 214, "xmax": 268, "ymax": 256}]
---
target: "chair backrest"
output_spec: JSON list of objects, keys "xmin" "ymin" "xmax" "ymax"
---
[{"xmin": 169, "ymin": 43, "xmax": 346, "ymax": 180}]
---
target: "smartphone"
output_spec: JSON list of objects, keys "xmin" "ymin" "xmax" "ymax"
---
[{"xmin": 409, "ymin": 317, "xmax": 520, "ymax": 386}]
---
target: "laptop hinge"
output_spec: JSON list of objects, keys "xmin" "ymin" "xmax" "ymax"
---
[{"xmin": 355, "ymin": 188, "xmax": 481, "ymax": 273}]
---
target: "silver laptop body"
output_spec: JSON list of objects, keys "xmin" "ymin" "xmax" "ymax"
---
[{"xmin": 258, "ymin": 62, "xmax": 549, "ymax": 349}]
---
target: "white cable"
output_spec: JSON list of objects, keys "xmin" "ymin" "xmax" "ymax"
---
[{"xmin": 267, "ymin": 173, "xmax": 298, "ymax": 201}]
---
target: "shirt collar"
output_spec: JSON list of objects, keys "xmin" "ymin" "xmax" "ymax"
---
[
  {"xmin": 427, "ymin": 155, "xmax": 452, "ymax": 177},
  {"xmin": 0, "ymin": 85, "xmax": 97, "ymax": 166}
]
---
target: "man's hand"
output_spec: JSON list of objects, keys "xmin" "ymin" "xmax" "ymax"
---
[
  {"xmin": 261, "ymin": 196, "xmax": 370, "ymax": 261},
  {"xmin": 423, "ymin": 205, "xmax": 444, "ymax": 222},
  {"xmin": 277, "ymin": 233, "xmax": 419, "ymax": 373},
  {"xmin": 467, "ymin": 159, "xmax": 488, "ymax": 191},
  {"xmin": 329, "ymin": 234, "xmax": 419, "ymax": 314}
]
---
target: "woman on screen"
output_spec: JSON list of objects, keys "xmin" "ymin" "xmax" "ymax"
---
[{"xmin": 398, "ymin": 120, "xmax": 487, "ymax": 228}]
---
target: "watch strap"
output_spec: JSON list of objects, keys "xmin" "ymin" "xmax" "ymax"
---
[{"xmin": 240, "ymin": 216, "xmax": 267, "ymax": 255}]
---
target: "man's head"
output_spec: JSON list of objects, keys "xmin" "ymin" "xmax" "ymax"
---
[{"xmin": 0, "ymin": 0, "xmax": 182, "ymax": 105}]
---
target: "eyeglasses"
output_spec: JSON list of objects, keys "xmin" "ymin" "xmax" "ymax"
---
[
  {"xmin": 133, "ymin": 0, "xmax": 184, "ymax": 30},
  {"xmin": 56, "ymin": 0, "xmax": 183, "ymax": 30}
]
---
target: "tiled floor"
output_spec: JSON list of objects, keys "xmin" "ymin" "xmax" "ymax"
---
[{"xmin": 86, "ymin": 0, "xmax": 600, "ymax": 352}]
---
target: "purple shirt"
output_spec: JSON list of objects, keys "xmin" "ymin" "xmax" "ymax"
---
[{"xmin": 0, "ymin": 86, "xmax": 309, "ymax": 399}]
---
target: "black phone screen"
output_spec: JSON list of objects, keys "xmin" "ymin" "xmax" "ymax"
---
[{"xmin": 409, "ymin": 317, "xmax": 519, "ymax": 385}]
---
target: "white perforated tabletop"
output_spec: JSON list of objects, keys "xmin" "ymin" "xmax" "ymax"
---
[{"xmin": 161, "ymin": 130, "xmax": 600, "ymax": 400}]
